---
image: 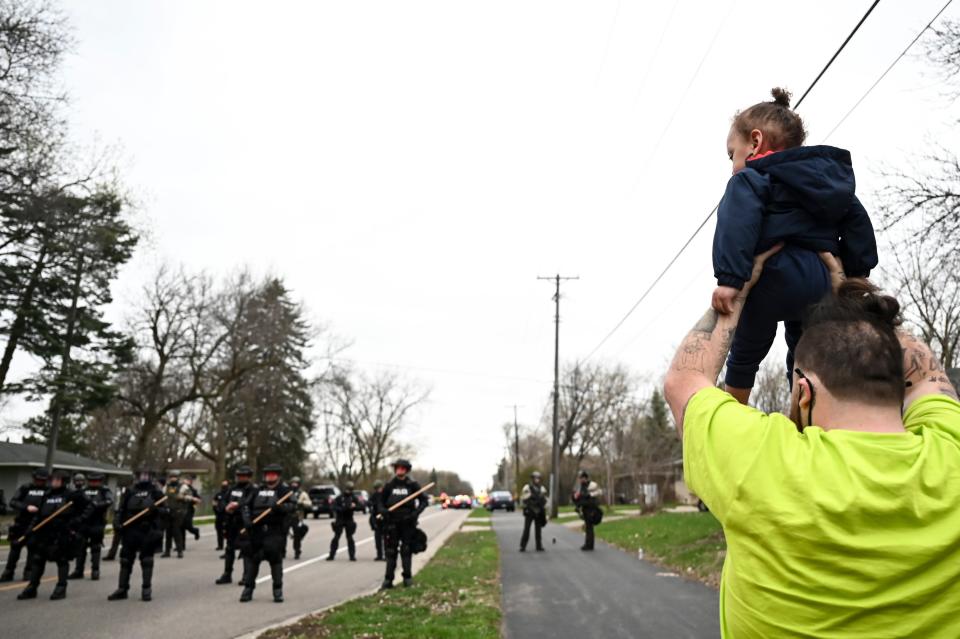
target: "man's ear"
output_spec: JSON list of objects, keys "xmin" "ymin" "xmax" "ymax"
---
[
  {"xmin": 797, "ymin": 378, "xmax": 812, "ymax": 410},
  {"xmin": 750, "ymin": 129, "xmax": 764, "ymax": 155}
]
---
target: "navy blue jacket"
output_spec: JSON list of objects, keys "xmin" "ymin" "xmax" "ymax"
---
[{"xmin": 712, "ymin": 145, "xmax": 878, "ymax": 289}]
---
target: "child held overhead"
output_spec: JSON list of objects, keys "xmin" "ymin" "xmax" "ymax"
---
[{"xmin": 711, "ymin": 87, "xmax": 879, "ymax": 403}]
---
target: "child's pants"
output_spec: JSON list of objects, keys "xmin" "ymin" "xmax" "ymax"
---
[{"xmin": 724, "ymin": 246, "xmax": 831, "ymax": 390}]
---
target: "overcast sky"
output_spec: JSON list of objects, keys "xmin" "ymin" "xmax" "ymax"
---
[{"xmin": 5, "ymin": 0, "xmax": 960, "ymax": 490}]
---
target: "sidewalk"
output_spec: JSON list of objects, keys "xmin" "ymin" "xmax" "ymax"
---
[{"xmin": 492, "ymin": 511, "xmax": 719, "ymax": 639}]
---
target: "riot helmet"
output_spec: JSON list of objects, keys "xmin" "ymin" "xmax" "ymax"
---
[
  {"xmin": 392, "ymin": 459, "xmax": 412, "ymax": 478},
  {"xmin": 32, "ymin": 468, "xmax": 49, "ymax": 484},
  {"xmin": 262, "ymin": 463, "xmax": 283, "ymax": 486},
  {"xmin": 73, "ymin": 472, "xmax": 87, "ymax": 489}
]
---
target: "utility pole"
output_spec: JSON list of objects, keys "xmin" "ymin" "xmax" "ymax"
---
[
  {"xmin": 537, "ymin": 274, "xmax": 578, "ymax": 518},
  {"xmin": 507, "ymin": 404, "xmax": 523, "ymax": 498}
]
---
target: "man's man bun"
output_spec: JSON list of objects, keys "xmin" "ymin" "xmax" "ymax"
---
[{"xmin": 836, "ymin": 278, "xmax": 902, "ymax": 329}]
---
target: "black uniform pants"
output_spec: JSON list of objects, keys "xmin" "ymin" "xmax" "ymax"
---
[
  {"xmin": 118, "ymin": 524, "xmax": 160, "ymax": 591},
  {"xmin": 520, "ymin": 513, "xmax": 544, "ymax": 550},
  {"xmin": 26, "ymin": 531, "xmax": 74, "ymax": 590},
  {"xmin": 329, "ymin": 520, "xmax": 356, "ymax": 558},
  {"xmin": 242, "ymin": 525, "xmax": 284, "ymax": 592},
  {"xmin": 369, "ymin": 517, "xmax": 384, "ymax": 558},
  {"xmin": 163, "ymin": 512, "xmax": 185, "ymax": 553},
  {"xmin": 292, "ymin": 520, "xmax": 309, "ymax": 555},
  {"xmin": 184, "ymin": 506, "xmax": 199, "ymax": 538},
  {"xmin": 214, "ymin": 512, "xmax": 226, "ymax": 548},
  {"xmin": 223, "ymin": 522, "xmax": 246, "ymax": 578},
  {"xmin": 583, "ymin": 519, "xmax": 595, "ymax": 549},
  {"xmin": 3, "ymin": 523, "xmax": 34, "ymax": 579},
  {"xmin": 383, "ymin": 519, "xmax": 416, "ymax": 581},
  {"xmin": 75, "ymin": 524, "xmax": 106, "ymax": 573}
]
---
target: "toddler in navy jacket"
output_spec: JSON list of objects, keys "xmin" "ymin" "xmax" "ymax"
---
[{"xmin": 712, "ymin": 88, "xmax": 878, "ymax": 403}]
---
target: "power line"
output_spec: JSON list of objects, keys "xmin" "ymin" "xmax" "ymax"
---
[
  {"xmin": 794, "ymin": 0, "xmax": 881, "ymax": 109},
  {"xmin": 582, "ymin": 0, "xmax": 885, "ymax": 362},
  {"xmin": 823, "ymin": 0, "xmax": 955, "ymax": 141}
]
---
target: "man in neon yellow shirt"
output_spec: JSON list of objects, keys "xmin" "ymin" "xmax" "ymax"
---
[{"xmin": 664, "ymin": 250, "xmax": 960, "ymax": 638}]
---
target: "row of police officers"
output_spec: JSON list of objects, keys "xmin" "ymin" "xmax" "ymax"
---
[{"xmin": 1, "ymin": 458, "xmax": 433, "ymax": 602}]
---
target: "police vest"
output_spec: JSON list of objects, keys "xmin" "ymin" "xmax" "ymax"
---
[
  {"xmin": 252, "ymin": 488, "xmax": 278, "ymax": 515},
  {"xmin": 24, "ymin": 487, "xmax": 46, "ymax": 506},
  {"xmin": 39, "ymin": 490, "xmax": 68, "ymax": 518},
  {"xmin": 127, "ymin": 487, "xmax": 156, "ymax": 512}
]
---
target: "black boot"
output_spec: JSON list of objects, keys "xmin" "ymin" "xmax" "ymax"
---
[
  {"xmin": 50, "ymin": 562, "xmax": 69, "ymax": 599},
  {"xmin": 0, "ymin": 569, "xmax": 13, "ymax": 582},
  {"xmin": 384, "ymin": 552, "xmax": 398, "ymax": 585},
  {"xmin": 17, "ymin": 585, "xmax": 38, "ymax": 600},
  {"xmin": 69, "ymin": 551, "xmax": 85, "ymax": 579},
  {"xmin": 403, "ymin": 577, "xmax": 413, "ymax": 587},
  {"xmin": 19, "ymin": 557, "xmax": 43, "ymax": 599},
  {"xmin": 215, "ymin": 573, "xmax": 232, "ymax": 584},
  {"xmin": 109, "ymin": 557, "xmax": 132, "ymax": 601},
  {"xmin": 90, "ymin": 548, "xmax": 101, "ymax": 580},
  {"xmin": 401, "ymin": 553, "xmax": 413, "ymax": 584},
  {"xmin": 379, "ymin": 579, "xmax": 394, "ymax": 590},
  {"xmin": 141, "ymin": 557, "xmax": 154, "ymax": 601},
  {"xmin": 271, "ymin": 563, "xmax": 283, "ymax": 603},
  {"xmin": 239, "ymin": 557, "xmax": 257, "ymax": 602}
]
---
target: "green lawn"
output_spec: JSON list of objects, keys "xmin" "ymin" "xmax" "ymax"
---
[
  {"xmin": 468, "ymin": 508, "xmax": 492, "ymax": 519},
  {"xmin": 557, "ymin": 504, "xmax": 637, "ymax": 515},
  {"xmin": 594, "ymin": 512, "xmax": 725, "ymax": 587},
  {"xmin": 261, "ymin": 530, "xmax": 501, "ymax": 639}
]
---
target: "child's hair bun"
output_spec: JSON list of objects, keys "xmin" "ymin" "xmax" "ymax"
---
[{"xmin": 770, "ymin": 87, "xmax": 792, "ymax": 108}]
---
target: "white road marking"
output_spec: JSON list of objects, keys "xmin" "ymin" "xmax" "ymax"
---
[{"xmin": 255, "ymin": 511, "xmax": 447, "ymax": 584}]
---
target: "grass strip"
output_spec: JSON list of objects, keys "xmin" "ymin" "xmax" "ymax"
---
[
  {"xmin": 594, "ymin": 512, "xmax": 725, "ymax": 588},
  {"xmin": 468, "ymin": 508, "xmax": 492, "ymax": 519},
  {"xmin": 261, "ymin": 530, "xmax": 501, "ymax": 639}
]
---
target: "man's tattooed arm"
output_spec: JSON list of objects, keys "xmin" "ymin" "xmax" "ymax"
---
[
  {"xmin": 899, "ymin": 331, "xmax": 959, "ymax": 405},
  {"xmin": 665, "ymin": 307, "xmax": 742, "ymax": 430}
]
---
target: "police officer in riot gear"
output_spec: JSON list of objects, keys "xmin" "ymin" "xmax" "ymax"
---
[
  {"xmin": 161, "ymin": 470, "xmax": 188, "ymax": 558},
  {"xmin": 287, "ymin": 477, "xmax": 312, "ymax": 560},
  {"xmin": 239, "ymin": 464, "xmax": 295, "ymax": 603},
  {"xmin": 378, "ymin": 459, "xmax": 428, "ymax": 589},
  {"xmin": 69, "ymin": 471, "xmax": 113, "ymax": 580},
  {"xmin": 108, "ymin": 467, "xmax": 167, "ymax": 602},
  {"xmin": 103, "ymin": 476, "xmax": 128, "ymax": 561},
  {"xmin": 369, "ymin": 479, "xmax": 386, "ymax": 561},
  {"xmin": 182, "ymin": 474, "xmax": 202, "ymax": 542},
  {"xmin": 215, "ymin": 465, "xmax": 257, "ymax": 585},
  {"xmin": 17, "ymin": 469, "xmax": 91, "ymax": 601},
  {"xmin": 1, "ymin": 468, "xmax": 48, "ymax": 582},
  {"xmin": 572, "ymin": 469, "xmax": 603, "ymax": 551},
  {"xmin": 327, "ymin": 481, "xmax": 361, "ymax": 561},
  {"xmin": 519, "ymin": 470, "xmax": 548, "ymax": 553},
  {"xmin": 212, "ymin": 479, "xmax": 231, "ymax": 551}
]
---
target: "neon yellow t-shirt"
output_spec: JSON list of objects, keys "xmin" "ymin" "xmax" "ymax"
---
[{"xmin": 683, "ymin": 386, "xmax": 960, "ymax": 639}]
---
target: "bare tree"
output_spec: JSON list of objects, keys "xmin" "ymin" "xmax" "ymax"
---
[
  {"xmin": 886, "ymin": 225, "xmax": 960, "ymax": 370},
  {"xmin": 118, "ymin": 267, "xmax": 226, "ymax": 467},
  {"xmin": 553, "ymin": 362, "xmax": 635, "ymax": 500},
  {"xmin": 751, "ymin": 358, "xmax": 791, "ymax": 416},
  {"xmin": 316, "ymin": 369, "xmax": 428, "ymax": 482}
]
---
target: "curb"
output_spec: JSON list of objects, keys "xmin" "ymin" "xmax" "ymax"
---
[{"xmin": 234, "ymin": 509, "xmax": 470, "ymax": 639}]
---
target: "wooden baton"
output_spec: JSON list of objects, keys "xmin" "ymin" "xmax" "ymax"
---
[
  {"xmin": 120, "ymin": 495, "xmax": 168, "ymax": 528},
  {"xmin": 16, "ymin": 502, "xmax": 73, "ymax": 543},
  {"xmin": 376, "ymin": 481, "xmax": 437, "ymax": 520},
  {"xmin": 240, "ymin": 490, "xmax": 293, "ymax": 535}
]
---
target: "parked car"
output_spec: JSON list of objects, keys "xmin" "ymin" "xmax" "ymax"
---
[
  {"xmin": 450, "ymin": 494, "xmax": 473, "ymax": 510},
  {"xmin": 357, "ymin": 490, "xmax": 370, "ymax": 514},
  {"xmin": 308, "ymin": 485, "xmax": 340, "ymax": 518},
  {"xmin": 485, "ymin": 490, "xmax": 515, "ymax": 512}
]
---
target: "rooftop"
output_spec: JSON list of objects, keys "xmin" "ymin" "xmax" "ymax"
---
[{"xmin": 0, "ymin": 441, "xmax": 129, "ymax": 474}]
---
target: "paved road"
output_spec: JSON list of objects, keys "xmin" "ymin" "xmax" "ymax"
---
[
  {"xmin": 0, "ymin": 508, "xmax": 467, "ymax": 639},
  {"xmin": 493, "ymin": 511, "xmax": 720, "ymax": 639}
]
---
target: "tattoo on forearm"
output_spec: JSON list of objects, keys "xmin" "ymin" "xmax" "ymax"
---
[
  {"xmin": 692, "ymin": 309, "xmax": 719, "ymax": 335},
  {"xmin": 674, "ymin": 334, "xmax": 709, "ymax": 373}
]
